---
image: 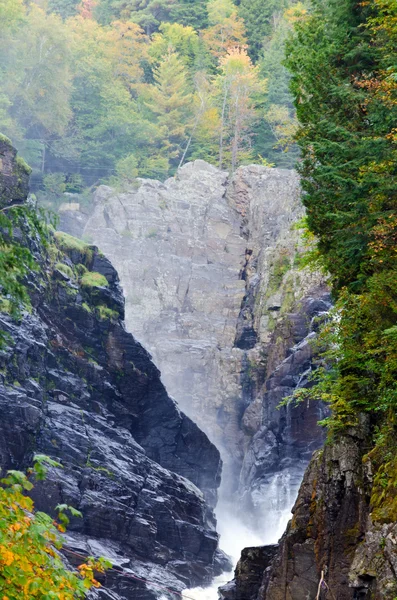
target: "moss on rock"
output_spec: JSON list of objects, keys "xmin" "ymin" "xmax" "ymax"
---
[{"xmin": 80, "ymin": 272, "xmax": 108, "ymax": 288}]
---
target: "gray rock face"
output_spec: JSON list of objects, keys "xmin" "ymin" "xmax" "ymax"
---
[
  {"xmin": 78, "ymin": 161, "xmax": 247, "ymax": 475},
  {"xmin": 224, "ymin": 420, "xmax": 397, "ymax": 600},
  {"xmin": 0, "ymin": 147, "xmax": 229, "ymax": 599},
  {"xmin": 61, "ymin": 161, "xmax": 329, "ymax": 496},
  {"xmin": 0, "ymin": 136, "xmax": 31, "ymax": 207},
  {"xmin": 259, "ymin": 421, "xmax": 397, "ymax": 600},
  {"xmin": 238, "ymin": 292, "xmax": 331, "ymax": 526}
]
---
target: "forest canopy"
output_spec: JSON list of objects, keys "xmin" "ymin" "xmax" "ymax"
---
[{"xmin": 0, "ymin": 0, "xmax": 302, "ymax": 203}]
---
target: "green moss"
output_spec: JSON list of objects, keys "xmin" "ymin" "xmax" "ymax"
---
[
  {"xmin": 80, "ymin": 272, "xmax": 108, "ymax": 288},
  {"xmin": 47, "ymin": 243, "xmax": 61, "ymax": 264},
  {"xmin": 0, "ymin": 299, "xmax": 12, "ymax": 314},
  {"xmin": 267, "ymin": 253, "xmax": 291, "ymax": 297},
  {"xmin": 82, "ymin": 302, "xmax": 92, "ymax": 313},
  {"xmin": 75, "ymin": 263, "xmax": 87, "ymax": 277},
  {"xmin": 15, "ymin": 155, "xmax": 32, "ymax": 176},
  {"xmin": 86, "ymin": 461, "xmax": 114, "ymax": 477},
  {"xmin": 54, "ymin": 231, "xmax": 93, "ymax": 263},
  {"xmin": 97, "ymin": 304, "xmax": 118, "ymax": 321},
  {"xmin": 365, "ymin": 422, "xmax": 397, "ymax": 524},
  {"xmin": 63, "ymin": 284, "xmax": 78, "ymax": 297},
  {"xmin": 0, "ymin": 133, "xmax": 12, "ymax": 146},
  {"xmin": 55, "ymin": 262, "xmax": 74, "ymax": 279},
  {"xmin": 280, "ymin": 276, "xmax": 295, "ymax": 314}
]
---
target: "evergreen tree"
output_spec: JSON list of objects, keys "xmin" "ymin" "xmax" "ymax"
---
[
  {"xmin": 169, "ymin": 0, "xmax": 208, "ymax": 30},
  {"xmin": 286, "ymin": 0, "xmax": 397, "ymax": 522},
  {"xmin": 105, "ymin": 0, "xmax": 175, "ymax": 34},
  {"xmin": 149, "ymin": 22, "xmax": 206, "ymax": 72},
  {"xmin": 238, "ymin": 0, "xmax": 289, "ymax": 62},
  {"xmin": 144, "ymin": 49, "xmax": 194, "ymax": 171},
  {"xmin": 286, "ymin": 0, "xmax": 381, "ymax": 290},
  {"xmin": 47, "ymin": 0, "xmax": 81, "ymax": 18}
]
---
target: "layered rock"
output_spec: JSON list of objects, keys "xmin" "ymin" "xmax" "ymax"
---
[
  {"xmin": 0, "ymin": 147, "xmax": 228, "ymax": 599},
  {"xmin": 224, "ymin": 420, "xmax": 397, "ymax": 599},
  {"xmin": 60, "ymin": 161, "xmax": 329, "ymax": 497},
  {"xmin": 0, "ymin": 134, "xmax": 31, "ymax": 207}
]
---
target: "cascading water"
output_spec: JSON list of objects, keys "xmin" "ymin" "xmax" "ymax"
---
[
  {"xmin": 182, "ymin": 303, "xmax": 332, "ymax": 600},
  {"xmin": 182, "ymin": 474, "xmax": 298, "ymax": 600}
]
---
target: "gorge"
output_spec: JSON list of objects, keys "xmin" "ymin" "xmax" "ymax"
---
[
  {"xmin": 2, "ymin": 0, "xmax": 397, "ymax": 598},
  {"xmin": 2, "ymin": 138, "xmax": 397, "ymax": 600},
  {"xmin": 59, "ymin": 159, "xmax": 330, "ymax": 595}
]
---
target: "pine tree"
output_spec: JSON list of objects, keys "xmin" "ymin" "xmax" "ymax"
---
[
  {"xmin": 238, "ymin": 0, "xmax": 289, "ymax": 62},
  {"xmin": 286, "ymin": 0, "xmax": 381, "ymax": 289},
  {"xmin": 144, "ymin": 49, "xmax": 193, "ymax": 169}
]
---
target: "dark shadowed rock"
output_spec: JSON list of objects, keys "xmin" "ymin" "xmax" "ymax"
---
[
  {"xmin": 219, "ymin": 545, "xmax": 278, "ymax": 600},
  {"xmin": 0, "ymin": 135, "xmax": 31, "ymax": 207},
  {"xmin": 0, "ymin": 146, "xmax": 229, "ymax": 599}
]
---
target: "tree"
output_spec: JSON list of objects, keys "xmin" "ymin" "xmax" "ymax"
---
[
  {"xmin": 0, "ymin": 0, "xmax": 25, "ymax": 31},
  {"xmin": 0, "ymin": 5, "xmax": 73, "ymax": 173},
  {"xmin": 286, "ymin": 0, "xmax": 397, "ymax": 523},
  {"xmin": 286, "ymin": 0, "xmax": 381, "ymax": 290},
  {"xmin": 216, "ymin": 46, "xmax": 264, "ymax": 170},
  {"xmin": 149, "ymin": 22, "xmax": 204, "ymax": 71},
  {"xmin": 253, "ymin": 3, "xmax": 305, "ymax": 168},
  {"xmin": 169, "ymin": 0, "xmax": 208, "ymax": 30},
  {"xmin": 144, "ymin": 49, "xmax": 194, "ymax": 171},
  {"xmin": 109, "ymin": 0, "xmax": 176, "ymax": 34},
  {"xmin": 47, "ymin": 0, "xmax": 81, "ymax": 18},
  {"xmin": 203, "ymin": 0, "xmax": 246, "ymax": 58},
  {"xmin": 238, "ymin": 0, "xmax": 289, "ymax": 62}
]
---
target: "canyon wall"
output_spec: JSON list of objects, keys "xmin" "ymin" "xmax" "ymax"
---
[
  {"xmin": 60, "ymin": 161, "xmax": 329, "ymax": 514},
  {"xmin": 221, "ymin": 420, "xmax": 397, "ymax": 600},
  {"xmin": 0, "ymin": 139, "xmax": 229, "ymax": 600}
]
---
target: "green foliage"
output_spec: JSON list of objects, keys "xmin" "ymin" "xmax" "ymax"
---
[
  {"xmin": 0, "ymin": 202, "xmax": 52, "ymax": 340},
  {"xmin": 80, "ymin": 272, "xmax": 108, "ymax": 288},
  {"xmin": 97, "ymin": 304, "xmax": 119, "ymax": 320},
  {"xmin": 54, "ymin": 231, "xmax": 93, "ymax": 263},
  {"xmin": 55, "ymin": 262, "xmax": 75, "ymax": 279},
  {"xmin": 0, "ymin": 456, "xmax": 111, "ymax": 598},
  {"xmin": 238, "ymin": 0, "xmax": 289, "ymax": 63},
  {"xmin": 82, "ymin": 302, "xmax": 92, "ymax": 313},
  {"xmin": 0, "ymin": 0, "xmax": 301, "ymax": 198},
  {"xmin": 43, "ymin": 173, "xmax": 67, "ymax": 198},
  {"xmin": 144, "ymin": 49, "xmax": 193, "ymax": 171},
  {"xmin": 286, "ymin": 0, "xmax": 397, "ymax": 524}
]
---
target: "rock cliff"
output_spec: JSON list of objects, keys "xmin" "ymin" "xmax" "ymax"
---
[
  {"xmin": 60, "ymin": 161, "xmax": 329, "ymax": 503},
  {"xmin": 0, "ymin": 142, "xmax": 228, "ymax": 599},
  {"xmin": 222, "ymin": 419, "xmax": 397, "ymax": 599}
]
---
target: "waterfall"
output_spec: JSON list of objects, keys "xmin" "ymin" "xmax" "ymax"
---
[{"xmin": 181, "ymin": 471, "xmax": 297, "ymax": 600}]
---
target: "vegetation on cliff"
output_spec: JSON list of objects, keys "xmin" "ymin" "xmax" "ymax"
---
[
  {"xmin": 0, "ymin": 456, "xmax": 110, "ymax": 599},
  {"xmin": 0, "ymin": 0, "xmax": 303, "ymax": 204},
  {"xmin": 287, "ymin": 0, "xmax": 397, "ymax": 523}
]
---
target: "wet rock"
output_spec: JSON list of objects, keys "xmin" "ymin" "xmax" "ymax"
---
[
  {"xmin": 0, "ymin": 135, "xmax": 31, "ymax": 207},
  {"xmin": 0, "ymin": 147, "xmax": 228, "ymax": 599},
  {"xmin": 60, "ymin": 162, "xmax": 329, "ymax": 498},
  {"xmin": 219, "ymin": 545, "xmax": 278, "ymax": 600},
  {"xmin": 248, "ymin": 421, "xmax": 397, "ymax": 600}
]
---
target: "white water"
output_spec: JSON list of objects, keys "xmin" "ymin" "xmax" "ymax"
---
[{"xmin": 182, "ymin": 471, "xmax": 297, "ymax": 600}]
